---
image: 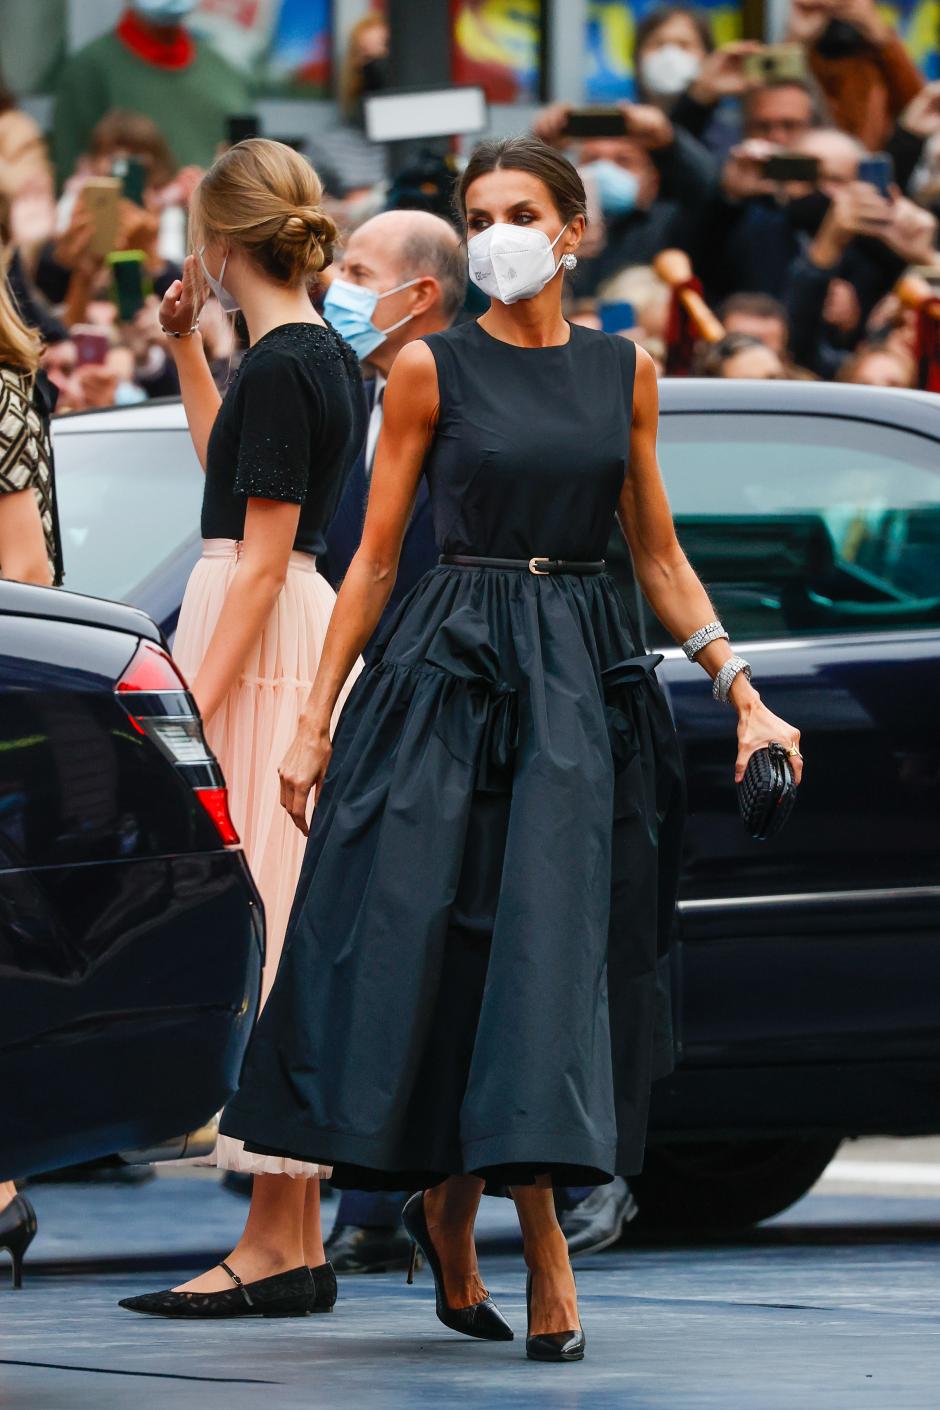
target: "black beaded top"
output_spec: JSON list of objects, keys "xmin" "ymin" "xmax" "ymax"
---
[{"xmin": 201, "ymin": 321, "xmax": 366, "ymax": 557}]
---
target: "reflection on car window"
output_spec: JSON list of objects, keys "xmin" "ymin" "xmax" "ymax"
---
[
  {"xmin": 53, "ymin": 428, "xmax": 202, "ymax": 602},
  {"xmin": 647, "ymin": 413, "xmax": 940, "ymax": 643}
]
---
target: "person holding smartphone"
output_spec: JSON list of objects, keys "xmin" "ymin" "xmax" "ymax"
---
[{"xmin": 118, "ymin": 139, "xmax": 367, "ymax": 1321}]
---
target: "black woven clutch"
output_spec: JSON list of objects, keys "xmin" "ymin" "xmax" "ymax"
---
[{"xmin": 737, "ymin": 742, "xmax": 798, "ymax": 841}]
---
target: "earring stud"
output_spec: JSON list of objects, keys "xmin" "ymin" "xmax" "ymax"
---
[{"xmin": 561, "ymin": 253, "xmax": 578, "ymax": 271}]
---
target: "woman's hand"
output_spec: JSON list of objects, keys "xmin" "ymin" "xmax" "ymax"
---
[
  {"xmin": 159, "ymin": 253, "xmax": 205, "ymax": 338},
  {"xmin": 734, "ymin": 693, "xmax": 804, "ymax": 786},
  {"xmin": 279, "ymin": 721, "xmax": 332, "ymax": 836}
]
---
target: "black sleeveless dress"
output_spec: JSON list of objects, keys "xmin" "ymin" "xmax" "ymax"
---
[{"xmin": 220, "ymin": 319, "xmax": 685, "ymax": 1188}]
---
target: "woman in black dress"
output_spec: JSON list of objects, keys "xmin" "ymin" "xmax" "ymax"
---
[{"xmin": 218, "ymin": 138, "xmax": 804, "ymax": 1359}]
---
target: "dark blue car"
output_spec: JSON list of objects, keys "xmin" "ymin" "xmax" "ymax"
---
[{"xmin": 5, "ymin": 378, "xmax": 939, "ymax": 1227}]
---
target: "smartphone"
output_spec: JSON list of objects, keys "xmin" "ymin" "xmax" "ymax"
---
[
  {"xmin": 762, "ymin": 153, "xmax": 819, "ymax": 183},
  {"xmin": 82, "ymin": 177, "xmax": 121, "ymax": 257},
  {"xmin": 599, "ymin": 301, "xmax": 636, "ymax": 334},
  {"xmin": 562, "ymin": 108, "xmax": 628, "ymax": 140},
  {"xmin": 108, "ymin": 250, "xmax": 148, "ymax": 321},
  {"xmin": 113, "ymin": 155, "xmax": 148, "ymax": 207},
  {"xmin": 227, "ymin": 113, "xmax": 261, "ymax": 145},
  {"xmin": 72, "ymin": 324, "xmax": 111, "ymax": 366},
  {"xmin": 858, "ymin": 152, "xmax": 894, "ymax": 198},
  {"xmin": 743, "ymin": 44, "xmax": 808, "ymax": 85}
]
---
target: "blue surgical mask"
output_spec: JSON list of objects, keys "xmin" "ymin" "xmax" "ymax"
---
[
  {"xmin": 582, "ymin": 160, "xmax": 640, "ymax": 218},
  {"xmin": 199, "ymin": 246, "xmax": 240, "ymax": 314},
  {"xmin": 133, "ymin": 0, "xmax": 198, "ymax": 20},
  {"xmin": 323, "ymin": 276, "xmax": 420, "ymax": 360},
  {"xmin": 114, "ymin": 380, "xmax": 148, "ymax": 406}
]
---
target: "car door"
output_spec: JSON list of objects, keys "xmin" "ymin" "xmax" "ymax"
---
[{"xmin": 639, "ymin": 408, "xmax": 940, "ymax": 1099}]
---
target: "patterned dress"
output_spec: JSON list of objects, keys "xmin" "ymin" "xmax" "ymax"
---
[{"xmin": 0, "ymin": 364, "xmax": 62, "ymax": 584}]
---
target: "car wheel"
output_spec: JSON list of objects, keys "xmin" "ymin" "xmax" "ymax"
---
[{"xmin": 628, "ymin": 1136, "xmax": 842, "ymax": 1232}]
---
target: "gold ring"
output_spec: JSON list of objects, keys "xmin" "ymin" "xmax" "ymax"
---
[{"xmin": 786, "ymin": 744, "xmax": 802, "ymax": 758}]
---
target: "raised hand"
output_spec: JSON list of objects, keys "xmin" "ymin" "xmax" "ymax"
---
[
  {"xmin": 689, "ymin": 41, "xmax": 764, "ymax": 105},
  {"xmin": 786, "ymin": 0, "xmax": 833, "ymax": 47},
  {"xmin": 899, "ymin": 81, "xmax": 940, "ymax": 139},
  {"xmin": 619, "ymin": 102, "xmax": 673, "ymax": 150},
  {"xmin": 882, "ymin": 191, "xmax": 940, "ymax": 265},
  {"xmin": 158, "ymin": 253, "xmax": 205, "ymax": 337}
]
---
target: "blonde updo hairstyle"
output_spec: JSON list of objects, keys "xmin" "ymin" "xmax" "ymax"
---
[{"xmin": 190, "ymin": 138, "xmax": 338, "ymax": 287}]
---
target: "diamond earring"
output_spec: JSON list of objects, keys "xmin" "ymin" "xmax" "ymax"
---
[{"xmin": 561, "ymin": 252, "xmax": 578, "ymax": 271}]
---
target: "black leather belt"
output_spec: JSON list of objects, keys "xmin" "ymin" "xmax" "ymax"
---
[{"xmin": 440, "ymin": 554, "xmax": 606, "ymax": 576}]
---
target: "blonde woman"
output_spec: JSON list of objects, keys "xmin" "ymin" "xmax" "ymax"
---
[
  {"xmin": 0, "ymin": 259, "xmax": 62, "ymax": 1288},
  {"xmin": 120, "ymin": 140, "xmax": 366, "ymax": 1318}
]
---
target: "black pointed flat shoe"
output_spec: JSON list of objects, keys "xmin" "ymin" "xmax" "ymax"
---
[
  {"xmin": 306, "ymin": 1260, "xmax": 337, "ymax": 1313},
  {"xmin": 119, "ymin": 1262, "xmax": 314, "ymax": 1318},
  {"xmin": 525, "ymin": 1271, "xmax": 585, "ymax": 1362},
  {"xmin": 0, "ymin": 1194, "xmax": 37, "ymax": 1289},
  {"xmin": 401, "ymin": 1192, "xmax": 513, "ymax": 1342}
]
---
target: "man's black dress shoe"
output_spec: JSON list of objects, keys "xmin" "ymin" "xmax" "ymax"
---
[
  {"xmin": 560, "ymin": 1177, "xmax": 637, "ymax": 1257},
  {"xmin": 324, "ymin": 1222, "xmax": 420, "ymax": 1275},
  {"xmin": 119, "ymin": 1262, "xmax": 316, "ymax": 1318}
]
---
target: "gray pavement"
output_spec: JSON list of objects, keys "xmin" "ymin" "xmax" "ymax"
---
[{"xmin": 2, "ymin": 1140, "xmax": 939, "ymax": 1410}]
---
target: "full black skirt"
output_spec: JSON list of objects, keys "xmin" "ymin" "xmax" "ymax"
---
[{"xmin": 221, "ymin": 565, "xmax": 685, "ymax": 1188}]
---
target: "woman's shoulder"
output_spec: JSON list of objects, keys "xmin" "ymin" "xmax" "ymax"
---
[{"xmin": 238, "ymin": 323, "xmax": 361, "ymax": 392}]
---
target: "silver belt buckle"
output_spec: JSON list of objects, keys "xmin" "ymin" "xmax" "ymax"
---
[{"xmin": 528, "ymin": 557, "xmax": 550, "ymax": 575}]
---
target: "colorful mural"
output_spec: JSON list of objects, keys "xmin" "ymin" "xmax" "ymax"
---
[{"xmin": 451, "ymin": 0, "xmax": 542, "ymax": 103}]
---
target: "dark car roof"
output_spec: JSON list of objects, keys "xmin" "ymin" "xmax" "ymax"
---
[{"xmin": 0, "ymin": 579, "xmax": 162, "ymax": 643}]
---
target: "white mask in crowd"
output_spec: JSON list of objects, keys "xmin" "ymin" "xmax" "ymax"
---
[
  {"xmin": 132, "ymin": 0, "xmax": 198, "ymax": 20},
  {"xmin": 199, "ymin": 246, "xmax": 240, "ymax": 314},
  {"xmin": 467, "ymin": 222, "xmax": 574, "ymax": 304},
  {"xmin": 640, "ymin": 44, "xmax": 702, "ymax": 97}
]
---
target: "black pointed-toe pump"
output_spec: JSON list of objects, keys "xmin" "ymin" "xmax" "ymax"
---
[
  {"xmin": 525, "ymin": 1271, "xmax": 586, "ymax": 1362},
  {"xmin": 401, "ymin": 1191, "xmax": 513, "ymax": 1342},
  {"xmin": 0, "ymin": 1194, "xmax": 37, "ymax": 1290}
]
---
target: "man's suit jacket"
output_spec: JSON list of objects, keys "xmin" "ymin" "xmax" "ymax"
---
[{"xmin": 319, "ymin": 375, "xmax": 438, "ymax": 658}]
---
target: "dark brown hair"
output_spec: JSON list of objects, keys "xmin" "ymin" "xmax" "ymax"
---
[
  {"xmin": 634, "ymin": 5, "xmax": 715, "ymax": 63},
  {"xmin": 89, "ymin": 109, "xmax": 177, "ymax": 189},
  {"xmin": 455, "ymin": 137, "xmax": 587, "ymax": 230}
]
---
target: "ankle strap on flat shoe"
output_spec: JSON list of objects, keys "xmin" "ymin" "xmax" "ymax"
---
[{"xmin": 220, "ymin": 1260, "xmax": 254, "ymax": 1308}]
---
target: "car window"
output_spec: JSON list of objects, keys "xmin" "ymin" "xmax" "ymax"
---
[
  {"xmin": 53, "ymin": 428, "xmax": 203, "ymax": 602},
  {"xmin": 650, "ymin": 413, "xmax": 940, "ymax": 643}
]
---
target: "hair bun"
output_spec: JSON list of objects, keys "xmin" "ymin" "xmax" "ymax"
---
[{"xmin": 276, "ymin": 204, "xmax": 338, "ymax": 277}]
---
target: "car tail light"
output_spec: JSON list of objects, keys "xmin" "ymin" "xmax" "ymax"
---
[
  {"xmin": 195, "ymin": 786, "xmax": 240, "ymax": 846},
  {"xmin": 117, "ymin": 639, "xmax": 188, "ymax": 693},
  {"xmin": 116, "ymin": 638, "xmax": 240, "ymax": 847}
]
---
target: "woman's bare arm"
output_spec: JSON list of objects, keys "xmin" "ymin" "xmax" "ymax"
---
[
  {"xmin": 0, "ymin": 488, "xmax": 51, "ymax": 585},
  {"xmin": 278, "ymin": 339, "xmax": 439, "ymax": 831},
  {"xmin": 618, "ymin": 346, "xmax": 802, "ymax": 782},
  {"xmin": 188, "ymin": 497, "xmax": 301, "ymax": 723},
  {"xmin": 159, "ymin": 255, "xmax": 219, "ymax": 470}
]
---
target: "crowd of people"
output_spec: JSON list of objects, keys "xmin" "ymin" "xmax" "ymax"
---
[{"xmin": 1, "ymin": 0, "xmax": 940, "ymax": 410}]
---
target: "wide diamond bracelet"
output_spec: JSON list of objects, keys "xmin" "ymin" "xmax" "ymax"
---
[
  {"xmin": 712, "ymin": 655, "xmax": 752, "ymax": 704},
  {"xmin": 681, "ymin": 620, "xmax": 729, "ymax": 661}
]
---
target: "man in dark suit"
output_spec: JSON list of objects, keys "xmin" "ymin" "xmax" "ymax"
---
[{"xmin": 319, "ymin": 208, "xmax": 465, "ymax": 660}]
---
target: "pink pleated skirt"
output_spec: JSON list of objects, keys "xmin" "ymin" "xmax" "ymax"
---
[{"xmin": 173, "ymin": 538, "xmax": 361, "ymax": 1178}]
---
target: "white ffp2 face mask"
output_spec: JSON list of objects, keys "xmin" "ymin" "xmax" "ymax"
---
[
  {"xmin": 640, "ymin": 44, "xmax": 702, "ymax": 97},
  {"xmin": 467, "ymin": 222, "xmax": 571, "ymax": 304}
]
